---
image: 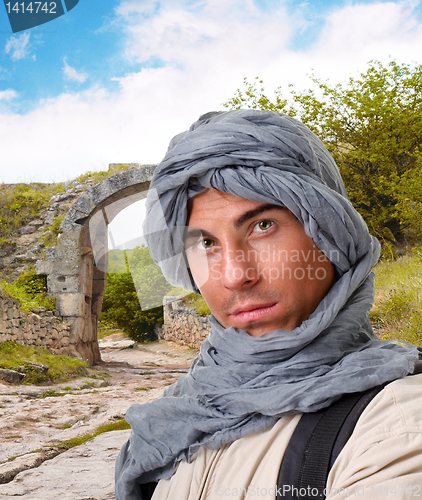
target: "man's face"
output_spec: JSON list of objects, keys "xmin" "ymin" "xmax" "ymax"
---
[{"xmin": 185, "ymin": 189, "xmax": 336, "ymax": 336}]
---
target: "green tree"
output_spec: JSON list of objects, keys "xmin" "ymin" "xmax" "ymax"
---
[
  {"xmin": 224, "ymin": 61, "xmax": 422, "ymax": 246},
  {"xmin": 100, "ymin": 271, "xmax": 163, "ymax": 343},
  {"xmin": 128, "ymin": 245, "xmax": 183, "ymax": 311},
  {"xmin": 100, "ymin": 247, "xmax": 184, "ymax": 342}
]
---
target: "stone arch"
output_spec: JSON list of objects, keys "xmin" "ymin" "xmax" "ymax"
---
[{"xmin": 36, "ymin": 165, "xmax": 157, "ymax": 364}]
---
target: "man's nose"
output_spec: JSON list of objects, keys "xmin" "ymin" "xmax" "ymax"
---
[{"xmin": 220, "ymin": 247, "xmax": 259, "ymax": 290}]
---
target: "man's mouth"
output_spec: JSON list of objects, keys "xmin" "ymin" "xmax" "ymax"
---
[{"xmin": 229, "ymin": 303, "xmax": 278, "ymax": 323}]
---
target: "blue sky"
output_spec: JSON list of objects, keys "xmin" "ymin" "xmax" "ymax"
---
[{"xmin": 1, "ymin": 0, "xmax": 422, "ymax": 183}]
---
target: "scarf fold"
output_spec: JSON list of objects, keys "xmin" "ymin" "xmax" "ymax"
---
[{"xmin": 115, "ymin": 110, "xmax": 419, "ymax": 500}]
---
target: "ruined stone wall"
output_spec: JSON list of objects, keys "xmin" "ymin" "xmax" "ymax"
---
[
  {"xmin": 162, "ymin": 296, "xmax": 211, "ymax": 349},
  {"xmin": 0, "ymin": 292, "xmax": 71, "ymax": 355}
]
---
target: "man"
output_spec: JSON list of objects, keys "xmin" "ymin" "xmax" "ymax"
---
[{"xmin": 115, "ymin": 110, "xmax": 422, "ymax": 500}]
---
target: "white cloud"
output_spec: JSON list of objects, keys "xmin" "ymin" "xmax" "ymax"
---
[
  {"xmin": 63, "ymin": 58, "xmax": 88, "ymax": 83},
  {"xmin": 1, "ymin": 0, "xmax": 422, "ymax": 183},
  {"xmin": 5, "ymin": 32, "xmax": 31, "ymax": 61},
  {"xmin": 0, "ymin": 89, "xmax": 18, "ymax": 101},
  {"xmin": 303, "ymin": 1, "xmax": 422, "ymax": 80}
]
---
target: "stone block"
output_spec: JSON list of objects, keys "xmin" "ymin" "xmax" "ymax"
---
[
  {"xmin": 29, "ymin": 313, "xmax": 40, "ymax": 325},
  {"xmin": 49, "ymin": 259, "xmax": 80, "ymax": 276},
  {"xmin": 19, "ymin": 226, "xmax": 36, "ymax": 235},
  {"xmin": 54, "ymin": 246, "xmax": 81, "ymax": 262},
  {"xmin": 47, "ymin": 275, "xmax": 80, "ymax": 294},
  {"xmin": 11, "ymin": 327, "xmax": 22, "ymax": 340},
  {"xmin": 45, "ymin": 247, "xmax": 57, "ymax": 260},
  {"xmin": 0, "ymin": 368, "xmax": 26, "ymax": 383},
  {"xmin": 56, "ymin": 294, "xmax": 84, "ymax": 317},
  {"xmin": 56, "ymin": 227, "xmax": 82, "ymax": 248},
  {"xmin": 36, "ymin": 259, "xmax": 53, "ymax": 276}
]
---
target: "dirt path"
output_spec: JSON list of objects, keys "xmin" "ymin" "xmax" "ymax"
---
[{"xmin": 0, "ymin": 334, "xmax": 198, "ymax": 474}]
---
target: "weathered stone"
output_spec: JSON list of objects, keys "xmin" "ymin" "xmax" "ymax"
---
[
  {"xmin": 14, "ymin": 254, "xmax": 28, "ymax": 263},
  {"xmin": 19, "ymin": 226, "xmax": 36, "ymax": 235},
  {"xmin": 28, "ymin": 220, "xmax": 44, "ymax": 227},
  {"xmin": 0, "ymin": 431, "xmax": 130, "ymax": 499},
  {"xmin": 35, "ymin": 259, "xmax": 53, "ymax": 276},
  {"xmin": 45, "ymin": 247, "xmax": 57, "ymax": 260},
  {"xmin": 0, "ymin": 448, "xmax": 60, "ymax": 485},
  {"xmin": 0, "ymin": 368, "xmax": 26, "ymax": 383},
  {"xmin": 31, "ymin": 307, "xmax": 47, "ymax": 314},
  {"xmin": 47, "ymin": 275, "xmax": 80, "ymax": 294},
  {"xmin": 162, "ymin": 297, "xmax": 211, "ymax": 349},
  {"xmin": 48, "ymin": 259, "xmax": 80, "ymax": 276},
  {"xmin": 56, "ymin": 294, "xmax": 84, "ymax": 317}
]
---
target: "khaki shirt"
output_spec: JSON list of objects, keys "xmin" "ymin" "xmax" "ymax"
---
[{"xmin": 153, "ymin": 374, "xmax": 422, "ymax": 499}]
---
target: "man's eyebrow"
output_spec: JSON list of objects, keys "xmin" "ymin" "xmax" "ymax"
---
[
  {"xmin": 234, "ymin": 203, "xmax": 286, "ymax": 229},
  {"xmin": 183, "ymin": 227, "xmax": 214, "ymax": 243},
  {"xmin": 183, "ymin": 203, "xmax": 286, "ymax": 242}
]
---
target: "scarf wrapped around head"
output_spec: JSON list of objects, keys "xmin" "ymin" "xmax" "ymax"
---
[{"xmin": 115, "ymin": 110, "xmax": 419, "ymax": 500}]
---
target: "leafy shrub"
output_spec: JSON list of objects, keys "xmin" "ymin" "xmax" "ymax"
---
[
  {"xmin": 0, "ymin": 269, "xmax": 55, "ymax": 313},
  {"xmin": 100, "ymin": 246, "xmax": 186, "ymax": 342},
  {"xmin": 183, "ymin": 293, "xmax": 211, "ymax": 317},
  {"xmin": 100, "ymin": 272, "xmax": 163, "ymax": 343}
]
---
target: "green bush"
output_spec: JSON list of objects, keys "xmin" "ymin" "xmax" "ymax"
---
[
  {"xmin": 183, "ymin": 293, "xmax": 211, "ymax": 317},
  {"xmin": 100, "ymin": 272, "xmax": 162, "ymax": 343},
  {"xmin": 100, "ymin": 246, "xmax": 186, "ymax": 342},
  {"xmin": 0, "ymin": 270, "xmax": 55, "ymax": 313}
]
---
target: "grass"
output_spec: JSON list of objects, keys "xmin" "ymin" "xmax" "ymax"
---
[
  {"xmin": 97, "ymin": 321, "xmax": 122, "ymax": 339},
  {"xmin": 0, "ymin": 341, "xmax": 88, "ymax": 385},
  {"xmin": 57, "ymin": 419, "xmax": 131, "ymax": 451},
  {"xmin": 0, "ymin": 269, "xmax": 55, "ymax": 313},
  {"xmin": 371, "ymin": 247, "xmax": 422, "ymax": 344},
  {"xmin": 39, "ymin": 213, "xmax": 65, "ymax": 248},
  {"xmin": 0, "ymin": 182, "xmax": 64, "ymax": 251},
  {"xmin": 7, "ymin": 419, "xmax": 131, "ymax": 463},
  {"xmin": 42, "ymin": 390, "xmax": 65, "ymax": 398},
  {"xmin": 74, "ymin": 164, "xmax": 136, "ymax": 185},
  {"xmin": 183, "ymin": 293, "xmax": 211, "ymax": 317}
]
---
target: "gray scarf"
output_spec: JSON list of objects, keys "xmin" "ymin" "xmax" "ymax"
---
[{"xmin": 115, "ymin": 110, "xmax": 419, "ymax": 500}]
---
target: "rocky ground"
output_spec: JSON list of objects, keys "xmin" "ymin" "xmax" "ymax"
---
[{"xmin": 0, "ymin": 333, "xmax": 198, "ymax": 499}]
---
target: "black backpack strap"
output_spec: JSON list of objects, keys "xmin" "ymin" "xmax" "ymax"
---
[
  {"xmin": 139, "ymin": 481, "xmax": 157, "ymax": 499},
  {"xmin": 277, "ymin": 385, "xmax": 386, "ymax": 500}
]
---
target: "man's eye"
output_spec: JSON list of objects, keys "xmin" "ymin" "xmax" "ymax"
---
[
  {"xmin": 200, "ymin": 238, "xmax": 215, "ymax": 249},
  {"xmin": 257, "ymin": 220, "xmax": 273, "ymax": 231}
]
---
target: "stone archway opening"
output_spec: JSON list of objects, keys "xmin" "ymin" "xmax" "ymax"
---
[{"xmin": 36, "ymin": 165, "xmax": 157, "ymax": 364}]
